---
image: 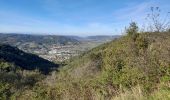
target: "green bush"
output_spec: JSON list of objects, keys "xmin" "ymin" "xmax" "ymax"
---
[
  {"xmin": 126, "ymin": 22, "xmax": 138, "ymax": 37},
  {"xmin": 0, "ymin": 83, "xmax": 10, "ymax": 100}
]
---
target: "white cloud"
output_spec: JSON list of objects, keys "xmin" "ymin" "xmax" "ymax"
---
[{"xmin": 113, "ymin": 2, "xmax": 152, "ymax": 21}]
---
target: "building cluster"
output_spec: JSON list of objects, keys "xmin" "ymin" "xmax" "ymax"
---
[
  {"xmin": 17, "ymin": 43, "xmax": 80, "ymax": 62},
  {"xmin": 39, "ymin": 45, "xmax": 79, "ymax": 62}
]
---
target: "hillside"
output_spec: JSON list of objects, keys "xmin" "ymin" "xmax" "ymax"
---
[
  {"xmin": 0, "ymin": 44, "xmax": 58, "ymax": 74},
  {"xmin": 12, "ymin": 32, "xmax": 169, "ymax": 100},
  {"xmin": 0, "ymin": 45, "xmax": 58, "ymax": 99},
  {"xmin": 1, "ymin": 32, "xmax": 170, "ymax": 99}
]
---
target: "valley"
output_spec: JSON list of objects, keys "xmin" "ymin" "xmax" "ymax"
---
[
  {"xmin": 1, "ymin": 32, "xmax": 170, "ymax": 100},
  {"xmin": 0, "ymin": 0, "xmax": 170, "ymax": 99},
  {"xmin": 0, "ymin": 33, "xmax": 119, "ymax": 62}
]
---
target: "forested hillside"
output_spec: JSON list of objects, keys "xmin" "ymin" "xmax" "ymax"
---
[
  {"xmin": 10, "ymin": 31, "xmax": 169, "ymax": 100},
  {"xmin": 0, "ymin": 44, "xmax": 58, "ymax": 74},
  {"xmin": 0, "ymin": 44, "xmax": 59, "ymax": 99}
]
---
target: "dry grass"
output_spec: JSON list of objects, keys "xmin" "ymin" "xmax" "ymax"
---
[{"xmin": 112, "ymin": 85, "xmax": 146, "ymax": 100}]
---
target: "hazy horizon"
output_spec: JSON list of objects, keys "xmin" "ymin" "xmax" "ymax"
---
[{"xmin": 0, "ymin": 32, "xmax": 122, "ymax": 37}]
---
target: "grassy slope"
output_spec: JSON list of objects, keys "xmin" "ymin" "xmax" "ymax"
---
[{"xmin": 17, "ymin": 32, "xmax": 170, "ymax": 100}]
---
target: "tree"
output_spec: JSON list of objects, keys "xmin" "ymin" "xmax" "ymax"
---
[
  {"xmin": 126, "ymin": 22, "xmax": 139, "ymax": 36},
  {"xmin": 146, "ymin": 7, "xmax": 170, "ymax": 32},
  {"xmin": 126, "ymin": 22, "xmax": 139, "ymax": 42}
]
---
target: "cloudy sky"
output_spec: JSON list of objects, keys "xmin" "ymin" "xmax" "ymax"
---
[{"xmin": 0, "ymin": 0, "xmax": 169, "ymax": 36}]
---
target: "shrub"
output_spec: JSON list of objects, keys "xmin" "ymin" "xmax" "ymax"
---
[
  {"xmin": 135, "ymin": 35, "xmax": 148, "ymax": 50},
  {"xmin": 0, "ymin": 83, "xmax": 10, "ymax": 100},
  {"xmin": 126, "ymin": 22, "xmax": 139, "ymax": 36}
]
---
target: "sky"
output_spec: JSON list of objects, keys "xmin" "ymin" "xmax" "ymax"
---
[{"xmin": 0, "ymin": 0, "xmax": 169, "ymax": 36}]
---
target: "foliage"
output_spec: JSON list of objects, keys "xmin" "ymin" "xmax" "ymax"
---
[
  {"xmin": 0, "ymin": 83, "xmax": 10, "ymax": 100},
  {"xmin": 12, "ymin": 32, "xmax": 169, "ymax": 99},
  {"xmin": 1, "ymin": 32, "xmax": 170, "ymax": 99},
  {"xmin": 126, "ymin": 22, "xmax": 139, "ymax": 36},
  {"xmin": 145, "ymin": 7, "xmax": 170, "ymax": 32}
]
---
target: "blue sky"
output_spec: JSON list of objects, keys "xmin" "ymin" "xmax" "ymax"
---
[{"xmin": 0, "ymin": 0, "xmax": 169, "ymax": 36}]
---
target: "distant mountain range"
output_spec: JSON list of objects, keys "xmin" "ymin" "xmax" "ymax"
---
[
  {"xmin": 64, "ymin": 35, "xmax": 121, "ymax": 42},
  {"xmin": 0, "ymin": 33, "xmax": 80, "ymax": 46},
  {"xmin": 85, "ymin": 35, "xmax": 120, "ymax": 41},
  {"xmin": 0, "ymin": 33, "xmax": 120, "ymax": 45}
]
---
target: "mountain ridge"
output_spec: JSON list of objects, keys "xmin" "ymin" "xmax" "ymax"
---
[{"xmin": 0, "ymin": 44, "xmax": 58, "ymax": 74}]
